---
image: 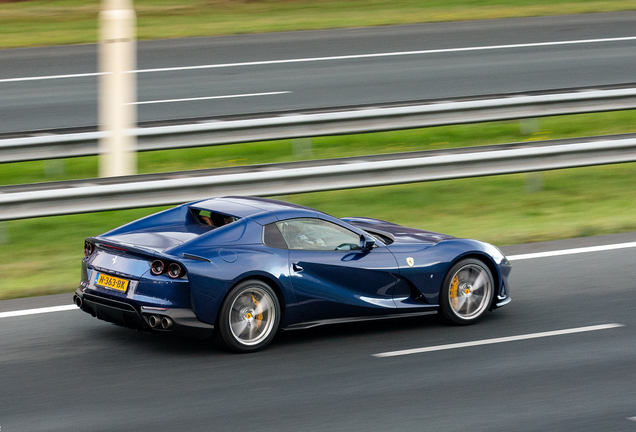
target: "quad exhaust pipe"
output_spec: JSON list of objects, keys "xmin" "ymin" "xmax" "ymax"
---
[
  {"xmin": 147, "ymin": 314, "xmax": 173, "ymax": 330},
  {"xmin": 148, "ymin": 315, "xmax": 159, "ymax": 328},
  {"xmin": 161, "ymin": 317, "xmax": 172, "ymax": 329}
]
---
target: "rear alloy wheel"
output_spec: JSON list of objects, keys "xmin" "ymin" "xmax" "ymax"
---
[
  {"xmin": 218, "ymin": 280, "xmax": 280, "ymax": 352},
  {"xmin": 440, "ymin": 258, "xmax": 494, "ymax": 325}
]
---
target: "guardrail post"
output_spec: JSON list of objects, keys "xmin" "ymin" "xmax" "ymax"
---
[
  {"xmin": 0, "ymin": 222, "xmax": 7, "ymax": 245},
  {"xmin": 292, "ymin": 138, "xmax": 313, "ymax": 156},
  {"xmin": 524, "ymin": 172, "xmax": 544, "ymax": 193},
  {"xmin": 520, "ymin": 118, "xmax": 540, "ymax": 135},
  {"xmin": 98, "ymin": 0, "xmax": 137, "ymax": 177}
]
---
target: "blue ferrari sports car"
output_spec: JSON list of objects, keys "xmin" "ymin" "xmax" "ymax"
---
[{"xmin": 75, "ymin": 196, "xmax": 511, "ymax": 352}]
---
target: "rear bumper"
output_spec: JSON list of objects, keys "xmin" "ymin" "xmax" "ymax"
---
[{"xmin": 74, "ymin": 287, "xmax": 214, "ymax": 339}]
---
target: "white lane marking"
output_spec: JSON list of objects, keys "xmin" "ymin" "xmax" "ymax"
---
[
  {"xmin": 135, "ymin": 36, "xmax": 636, "ymax": 74},
  {"xmin": 0, "ymin": 304, "xmax": 78, "ymax": 319},
  {"xmin": 129, "ymin": 91, "xmax": 291, "ymax": 105},
  {"xmin": 0, "ymin": 72, "xmax": 103, "ymax": 83},
  {"xmin": 507, "ymin": 242, "xmax": 636, "ymax": 261},
  {"xmin": 2, "ymin": 36, "xmax": 635, "ymax": 83},
  {"xmin": 373, "ymin": 323, "xmax": 624, "ymax": 358},
  {"xmin": 627, "ymin": 417, "xmax": 636, "ymax": 422}
]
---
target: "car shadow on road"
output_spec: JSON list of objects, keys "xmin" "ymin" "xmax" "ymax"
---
[{"xmin": 85, "ymin": 308, "xmax": 510, "ymax": 357}]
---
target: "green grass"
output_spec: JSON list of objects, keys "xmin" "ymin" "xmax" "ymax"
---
[
  {"xmin": 1, "ymin": 110, "xmax": 635, "ymax": 300},
  {"xmin": 1, "ymin": 0, "xmax": 635, "ymax": 48}
]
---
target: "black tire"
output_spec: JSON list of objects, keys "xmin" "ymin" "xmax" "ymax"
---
[
  {"xmin": 439, "ymin": 258, "xmax": 494, "ymax": 325},
  {"xmin": 218, "ymin": 279, "xmax": 281, "ymax": 352}
]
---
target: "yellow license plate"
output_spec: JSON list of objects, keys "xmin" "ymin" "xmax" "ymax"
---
[{"xmin": 95, "ymin": 273, "xmax": 129, "ymax": 292}]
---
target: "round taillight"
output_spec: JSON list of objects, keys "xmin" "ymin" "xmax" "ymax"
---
[
  {"xmin": 84, "ymin": 241, "xmax": 94, "ymax": 257},
  {"xmin": 151, "ymin": 260, "xmax": 165, "ymax": 275},
  {"xmin": 167, "ymin": 263, "xmax": 182, "ymax": 279}
]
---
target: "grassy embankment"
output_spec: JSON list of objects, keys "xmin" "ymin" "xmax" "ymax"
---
[
  {"xmin": 0, "ymin": 0, "xmax": 635, "ymax": 49},
  {"xmin": 1, "ymin": 110, "xmax": 635, "ymax": 299}
]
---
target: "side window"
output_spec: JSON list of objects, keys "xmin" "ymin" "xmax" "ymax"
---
[
  {"xmin": 263, "ymin": 223, "xmax": 288, "ymax": 249},
  {"xmin": 275, "ymin": 218, "xmax": 361, "ymax": 251}
]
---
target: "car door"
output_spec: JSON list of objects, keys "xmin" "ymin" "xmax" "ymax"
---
[{"xmin": 274, "ymin": 217, "xmax": 400, "ymax": 323}]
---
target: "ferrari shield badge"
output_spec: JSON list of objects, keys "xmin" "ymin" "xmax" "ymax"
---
[{"xmin": 406, "ymin": 257, "xmax": 414, "ymax": 267}]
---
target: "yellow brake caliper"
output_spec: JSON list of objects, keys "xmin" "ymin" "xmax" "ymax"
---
[
  {"xmin": 251, "ymin": 294, "xmax": 263, "ymax": 329},
  {"xmin": 450, "ymin": 275, "xmax": 459, "ymax": 309}
]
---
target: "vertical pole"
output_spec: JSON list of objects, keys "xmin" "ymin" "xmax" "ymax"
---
[{"xmin": 99, "ymin": 0, "xmax": 137, "ymax": 177}]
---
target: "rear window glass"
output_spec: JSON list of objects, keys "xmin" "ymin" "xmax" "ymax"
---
[{"xmin": 191, "ymin": 208, "xmax": 239, "ymax": 228}]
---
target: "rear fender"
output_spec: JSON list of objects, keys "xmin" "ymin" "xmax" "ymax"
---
[
  {"xmin": 184, "ymin": 246, "xmax": 301, "ymax": 327},
  {"xmin": 217, "ymin": 271, "xmax": 301, "ymax": 329}
]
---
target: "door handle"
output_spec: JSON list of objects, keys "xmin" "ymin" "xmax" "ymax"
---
[{"xmin": 293, "ymin": 262, "xmax": 303, "ymax": 272}]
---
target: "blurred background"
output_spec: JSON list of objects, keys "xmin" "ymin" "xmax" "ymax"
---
[{"xmin": 0, "ymin": 0, "xmax": 635, "ymax": 300}]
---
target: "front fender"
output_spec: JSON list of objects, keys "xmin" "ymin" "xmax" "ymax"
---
[{"xmin": 388, "ymin": 238, "xmax": 510, "ymax": 306}]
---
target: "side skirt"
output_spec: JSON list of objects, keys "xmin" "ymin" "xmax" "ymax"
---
[{"xmin": 282, "ymin": 309, "xmax": 439, "ymax": 331}]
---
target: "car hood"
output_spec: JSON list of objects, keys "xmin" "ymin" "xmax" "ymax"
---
[
  {"xmin": 374, "ymin": 224, "xmax": 454, "ymax": 244},
  {"xmin": 343, "ymin": 217, "xmax": 455, "ymax": 245}
]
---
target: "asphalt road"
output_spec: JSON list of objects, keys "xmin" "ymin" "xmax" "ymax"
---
[
  {"xmin": 1, "ymin": 12, "xmax": 636, "ymax": 134},
  {"xmin": 1, "ymin": 232, "xmax": 636, "ymax": 431}
]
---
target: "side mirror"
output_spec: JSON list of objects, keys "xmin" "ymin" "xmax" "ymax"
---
[{"xmin": 360, "ymin": 234, "xmax": 375, "ymax": 251}]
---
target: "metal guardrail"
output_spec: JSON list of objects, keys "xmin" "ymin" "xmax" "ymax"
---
[
  {"xmin": 2, "ymin": 86, "xmax": 636, "ymax": 163},
  {"xmin": 2, "ymin": 134, "xmax": 636, "ymax": 221}
]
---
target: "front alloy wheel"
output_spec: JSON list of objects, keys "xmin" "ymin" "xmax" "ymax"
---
[
  {"xmin": 440, "ymin": 258, "xmax": 494, "ymax": 325},
  {"xmin": 218, "ymin": 280, "xmax": 280, "ymax": 352}
]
